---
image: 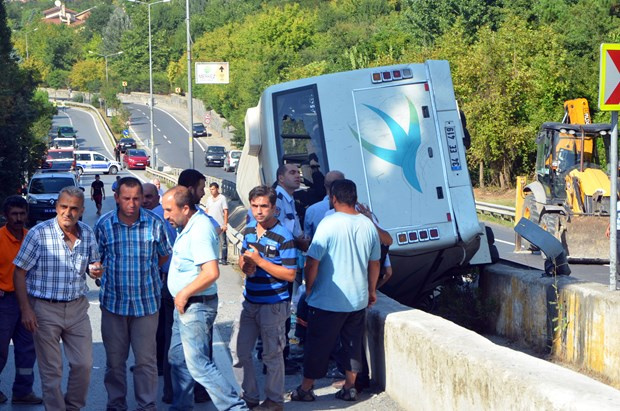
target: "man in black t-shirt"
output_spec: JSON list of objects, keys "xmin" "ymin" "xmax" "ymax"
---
[{"xmin": 90, "ymin": 174, "xmax": 105, "ymax": 215}]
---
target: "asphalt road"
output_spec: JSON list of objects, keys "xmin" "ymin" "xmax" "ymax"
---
[
  {"xmin": 485, "ymin": 221, "xmax": 614, "ymax": 286},
  {"xmin": 125, "ymin": 103, "xmax": 235, "ymax": 182}
]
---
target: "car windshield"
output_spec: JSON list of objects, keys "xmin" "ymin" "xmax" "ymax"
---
[
  {"xmin": 29, "ymin": 177, "xmax": 75, "ymax": 194},
  {"xmin": 58, "ymin": 126, "xmax": 74, "ymax": 133},
  {"xmin": 121, "ymin": 139, "xmax": 135, "ymax": 144},
  {"xmin": 208, "ymin": 147, "xmax": 225, "ymax": 153},
  {"xmin": 48, "ymin": 151, "xmax": 74, "ymax": 160},
  {"xmin": 193, "ymin": 123, "xmax": 204, "ymax": 129},
  {"xmin": 231, "ymin": 151, "xmax": 241, "ymax": 159},
  {"xmin": 128, "ymin": 149, "xmax": 146, "ymax": 157},
  {"xmin": 54, "ymin": 140, "xmax": 73, "ymax": 148}
]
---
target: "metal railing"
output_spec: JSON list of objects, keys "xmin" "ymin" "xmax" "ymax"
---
[{"xmin": 475, "ymin": 201, "xmax": 516, "ymax": 221}]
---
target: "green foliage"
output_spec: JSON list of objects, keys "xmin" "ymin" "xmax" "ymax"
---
[
  {"xmin": 8, "ymin": 0, "xmax": 620, "ymax": 187},
  {"xmin": 0, "ymin": 3, "xmax": 51, "ymax": 203}
]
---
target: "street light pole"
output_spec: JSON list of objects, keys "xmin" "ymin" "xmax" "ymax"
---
[
  {"xmin": 88, "ymin": 50, "xmax": 123, "ymax": 86},
  {"xmin": 186, "ymin": 0, "xmax": 193, "ymax": 169},
  {"xmin": 127, "ymin": 0, "xmax": 170, "ymax": 171},
  {"xmin": 25, "ymin": 28, "xmax": 37, "ymax": 59}
]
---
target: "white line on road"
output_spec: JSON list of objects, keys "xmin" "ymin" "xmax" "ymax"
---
[
  {"xmin": 56, "ymin": 109, "xmax": 74, "ymax": 127},
  {"xmin": 154, "ymin": 106, "xmax": 208, "ymax": 153},
  {"xmin": 496, "ymin": 239, "xmax": 515, "ymax": 246},
  {"xmin": 156, "ymin": 127, "xmax": 161, "ymax": 132}
]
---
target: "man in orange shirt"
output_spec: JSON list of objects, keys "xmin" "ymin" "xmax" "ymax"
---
[{"xmin": 0, "ymin": 196, "xmax": 41, "ymax": 405}]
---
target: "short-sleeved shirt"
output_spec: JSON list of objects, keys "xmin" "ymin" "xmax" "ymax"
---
[
  {"xmin": 168, "ymin": 211, "xmax": 219, "ymax": 297},
  {"xmin": 306, "ymin": 212, "xmax": 380, "ymax": 312},
  {"xmin": 241, "ymin": 220, "xmax": 297, "ymax": 304},
  {"xmin": 304, "ymin": 196, "xmax": 329, "ymax": 239},
  {"xmin": 91, "ymin": 180, "xmax": 104, "ymax": 196},
  {"xmin": 206, "ymin": 194, "xmax": 228, "ymax": 227},
  {"xmin": 95, "ymin": 208, "xmax": 172, "ymax": 316},
  {"xmin": 0, "ymin": 226, "xmax": 27, "ymax": 292},
  {"xmin": 151, "ymin": 204, "xmax": 177, "ymax": 273},
  {"xmin": 275, "ymin": 185, "xmax": 301, "ymax": 237},
  {"xmin": 13, "ymin": 219, "xmax": 100, "ymax": 301}
]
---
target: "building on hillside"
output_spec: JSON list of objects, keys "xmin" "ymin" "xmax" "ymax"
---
[{"xmin": 41, "ymin": 2, "xmax": 92, "ymax": 27}]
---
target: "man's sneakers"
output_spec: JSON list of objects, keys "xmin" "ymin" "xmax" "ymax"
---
[{"xmin": 12, "ymin": 392, "xmax": 43, "ymax": 405}]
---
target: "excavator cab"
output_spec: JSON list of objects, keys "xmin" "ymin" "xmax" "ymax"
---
[{"xmin": 518, "ymin": 99, "xmax": 614, "ymax": 263}]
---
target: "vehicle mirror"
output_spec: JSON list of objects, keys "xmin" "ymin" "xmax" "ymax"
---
[{"xmin": 22, "ymin": 187, "xmax": 28, "ymax": 195}]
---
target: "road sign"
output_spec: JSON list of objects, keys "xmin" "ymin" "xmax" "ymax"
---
[
  {"xmin": 204, "ymin": 114, "xmax": 211, "ymax": 125},
  {"xmin": 599, "ymin": 44, "xmax": 620, "ymax": 111},
  {"xmin": 195, "ymin": 62, "xmax": 229, "ymax": 84},
  {"xmin": 122, "ymin": 81, "xmax": 128, "ymax": 87},
  {"xmin": 175, "ymin": 87, "xmax": 181, "ymax": 94},
  {"xmin": 122, "ymin": 129, "xmax": 129, "ymax": 136}
]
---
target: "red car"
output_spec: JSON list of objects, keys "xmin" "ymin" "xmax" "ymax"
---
[{"xmin": 123, "ymin": 149, "xmax": 150, "ymax": 170}]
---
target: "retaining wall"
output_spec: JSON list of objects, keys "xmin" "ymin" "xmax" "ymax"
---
[
  {"xmin": 368, "ymin": 290, "xmax": 620, "ymax": 410},
  {"xmin": 480, "ymin": 263, "xmax": 620, "ymax": 388}
]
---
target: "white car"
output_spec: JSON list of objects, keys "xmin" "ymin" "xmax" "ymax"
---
[
  {"xmin": 223, "ymin": 150, "xmax": 241, "ymax": 172},
  {"xmin": 75, "ymin": 150, "xmax": 121, "ymax": 175}
]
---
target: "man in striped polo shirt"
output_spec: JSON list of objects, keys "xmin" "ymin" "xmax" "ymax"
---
[{"xmin": 230, "ymin": 185, "xmax": 297, "ymax": 411}]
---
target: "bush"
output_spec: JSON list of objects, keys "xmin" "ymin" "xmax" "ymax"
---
[{"xmin": 71, "ymin": 93, "xmax": 84, "ymax": 103}]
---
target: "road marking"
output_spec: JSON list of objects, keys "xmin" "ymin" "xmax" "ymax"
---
[
  {"xmin": 57, "ymin": 110, "xmax": 74, "ymax": 127},
  {"xmin": 156, "ymin": 127, "xmax": 161, "ymax": 132},
  {"xmin": 154, "ymin": 106, "xmax": 208, "ymax": 153},
  {"xmin": 167, "ymin": 140, "xmax": 172, "ymax": 144},
  {"xmin": 496, "ymin": 239, "xmax": 514, "ymax": 246},
  {"xmin": 76, "ymin": 108, "xmax": 115, "ymax": 158}
]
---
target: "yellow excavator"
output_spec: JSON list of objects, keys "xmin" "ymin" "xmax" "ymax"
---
[{"xmin": 516, "ymin": 99, "xmax": 612, "ymax": 262}]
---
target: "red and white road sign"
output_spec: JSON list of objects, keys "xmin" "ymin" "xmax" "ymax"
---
[
  {"xmin": 204, "ymin": 114, "xmax": 211, "ymax": 125},
  {"xmin": 599, "ymin": 44, "xmax": 620, "ymax": 111}
]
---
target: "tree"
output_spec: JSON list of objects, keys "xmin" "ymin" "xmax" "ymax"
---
[
  {"xmin": 0, "ymin": 2, "xmax": 51, "ymax": 202},
  {"xmin": 69, "ymin": 59, "xmax": 104, "ymax": 92},
  {"xmin": 102, "ymin": 7, "xmax": 131, "ymax": 56}
]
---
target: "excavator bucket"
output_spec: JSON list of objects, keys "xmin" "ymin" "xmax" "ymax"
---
[{"xmin": 564, "ymin": 215, "xmax": 610, "ymax": 263}]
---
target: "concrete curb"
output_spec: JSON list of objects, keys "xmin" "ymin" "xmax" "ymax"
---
[
  {"xmin": 368, "ymin": 289, "xmax": 620, "ymax": 410},
  {"xmin": 481, "ymin": 262, "xmax": 620, "ymax": 388}
]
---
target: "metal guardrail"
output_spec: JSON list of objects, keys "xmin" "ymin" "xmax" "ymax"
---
[{"xmin": 475, "ymin": 201, "xmax": 516, "ymax": 221}]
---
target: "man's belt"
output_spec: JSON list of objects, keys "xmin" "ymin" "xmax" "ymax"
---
[
  {"xmin": 34, "ymin": 296, "xmax": 80, "ymax": 304},
  {"xmin": 184, "ymin": 294, "xmax": 217, "ymax": 310}
]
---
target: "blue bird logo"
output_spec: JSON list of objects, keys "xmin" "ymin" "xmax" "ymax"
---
[{"xmin": 350, "ymin": 98, "xmax": 422, "ymax": 192}]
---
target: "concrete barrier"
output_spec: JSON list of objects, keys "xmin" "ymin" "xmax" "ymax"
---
[
  {"xmin": 481, "ymin": 262, "xmax": 620, "ymax": 388},
  {"xmin": 368, "ymin": 291, "xmax": 620, "ymax": 410}
]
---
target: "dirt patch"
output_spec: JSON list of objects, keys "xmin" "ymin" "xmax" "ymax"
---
[{"xmin": 474, "ymin": 187, "xmax": 516, "ymax": 207}]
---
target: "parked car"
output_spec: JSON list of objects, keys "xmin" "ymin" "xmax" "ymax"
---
[
  {"xmin": 57, "ymin": 125, "xmax": 77, "ymax": 138},
  {"xmin": 48, "ymin": 125, "xmax": 59, "ymax": 143},
  {"xmin": 118, "ymin": 138, "xmax": 137, "ymax": 153},
  {"xmin": 123, "ymin": 148, "xmax": 150, "ymax": 170},
  {"xmin": 25, "ymin": 171, "xmax": 82, "ymax": 227},
  {"xmin": 223, "ymin": 149, "xmax": 241, "ymax": 172},
  {"xmin": 204, "ymin": 145, "xmax": 226, "ymax": 167},
  {"xmin": 192, "ymin": 122, "xmax": 207, "ymax": 137},
  {"xmin": 75, "ymin": 150, "xmax": 121, "ymax": 175}
]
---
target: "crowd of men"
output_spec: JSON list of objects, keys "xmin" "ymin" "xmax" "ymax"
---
[{"xmin": 0, "ymin": 162, "xmax": 390, "ymax": 411}]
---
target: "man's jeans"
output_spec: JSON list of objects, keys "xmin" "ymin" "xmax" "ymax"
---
[
  {"xmin": 0, "ymin": 292, "xmax": 36, "ymax": 397},
  {"xmin": 168, "ymin": 296, "xmax": 247, "ymax": 411},
  {"xmin": 219, "ymin": 231, "xmax": 228, "ymax": 263}
]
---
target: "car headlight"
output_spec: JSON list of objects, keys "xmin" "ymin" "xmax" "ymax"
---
[{"xmin": 27, "ymin": 197, "xmax": 38, "ymax": 204}]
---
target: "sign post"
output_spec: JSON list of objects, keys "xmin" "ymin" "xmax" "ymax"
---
[
  {"xmin": 599, "ymin": 43, "xmax": 620, "ymax": 290},
  {"xmin": 204, "ymin": 113, "xmax": 211, "ymax": 137}
]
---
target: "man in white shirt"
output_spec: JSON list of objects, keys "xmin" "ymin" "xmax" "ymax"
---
[{"xmin": 205, "ymin": 182, "xmax": 229, "ymax": 265}]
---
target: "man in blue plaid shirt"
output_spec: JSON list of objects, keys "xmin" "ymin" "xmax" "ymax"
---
[
  {"xmin": 95, "ymin": 177, "xmax": 172, "ymax": 411},
  {"xmin": 13, "ymin": 186, "xmax": 102, "ymax": 410}
]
